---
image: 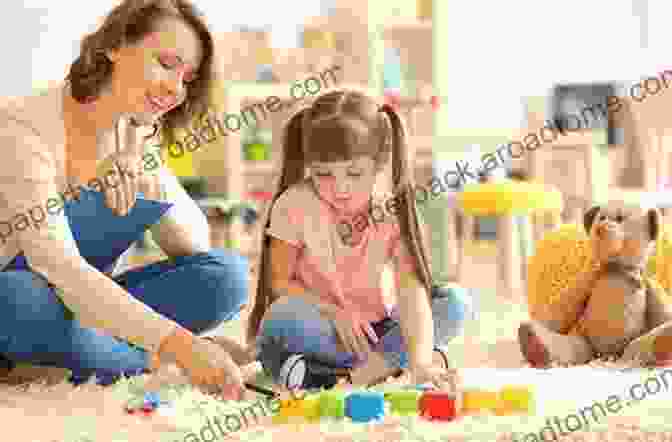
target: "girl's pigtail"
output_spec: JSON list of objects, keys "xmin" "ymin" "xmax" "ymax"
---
[
  {"xmin": 380, "ymin": 103, "xmax": 434, "ymax": 296},
  {"xmin": 246, "ymin": 107, "xmax": 309, "ymax": 344}
]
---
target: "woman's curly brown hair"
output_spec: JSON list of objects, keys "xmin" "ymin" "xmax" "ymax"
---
[{"xmin": 66, "ymin": 0, "xmax": 215, "ymax": 142}]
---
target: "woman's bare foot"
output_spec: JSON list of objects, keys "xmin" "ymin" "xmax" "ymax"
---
[{"xmin": 203, "ymin": 336, "xmax": 257, "ymax": 366}]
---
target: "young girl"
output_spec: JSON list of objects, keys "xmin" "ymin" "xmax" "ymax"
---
[{"xmin": 246, "ymin": 89, "xmax": 475, "ymax": 390}]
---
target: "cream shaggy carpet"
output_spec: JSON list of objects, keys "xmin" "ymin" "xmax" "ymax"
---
[{"xmin": 2, "ymin": 246, "xmax": 671, "ymax": 441}]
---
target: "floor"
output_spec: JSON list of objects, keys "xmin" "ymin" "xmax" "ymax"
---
[{"xmin": 2, "ymin": 241, "xmax": 670, "ymax": 441}]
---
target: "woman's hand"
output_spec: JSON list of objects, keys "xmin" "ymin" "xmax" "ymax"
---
[
  {"xmin": 317, "ymin": 301, "xmax": 378, "ymax": 362},
  {"xmin": 155, "ymin": 328, "xmax": 245, "ymax": 400},
  {"xmin": 409, "ymin": 363, "xmax": 460, "ymax": 393},
  {"xmin": 97, "ymin": 150, "xmax": 144, "ymax": 216},
  {"xmin": 97, "ymin": 115, "xmax": 155, "ymax": 216}
]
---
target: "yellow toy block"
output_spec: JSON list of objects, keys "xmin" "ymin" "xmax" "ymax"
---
[
  {"xmin": 461, "ymin": 389, "xmax": 499, "ymax": 414},
  {"xmin": 495, "ymin": 385, "xmax": 535, "ymax": 415}
]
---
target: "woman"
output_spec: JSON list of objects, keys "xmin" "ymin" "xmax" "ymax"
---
[{"xmin": 0, "ymin": 0, "xmax": 251, "ymax": 399}]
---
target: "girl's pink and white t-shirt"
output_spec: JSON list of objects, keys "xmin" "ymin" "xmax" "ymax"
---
[{"xmin": 266, "ymin": 179, "xmax": 416, "ymax": 323}]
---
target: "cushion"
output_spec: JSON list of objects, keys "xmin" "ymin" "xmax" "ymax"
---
[
  {"xmin": 8, "ymin": 188, "xmax": 172, "ymax": 272},
  {"xmin": 526, "ymin": 223, "xmax": 672, "ymax": 334}
]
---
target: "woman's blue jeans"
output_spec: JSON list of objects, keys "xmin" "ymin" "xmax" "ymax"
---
[
  {"xmin": 0, "ymin": 249, "xmax": 249, "ymax": 385},
  {"xmin": 256, "ymin": 284, "xmax": 477, "ymax": 382}
]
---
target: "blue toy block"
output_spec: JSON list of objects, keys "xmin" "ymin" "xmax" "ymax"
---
[{"xmin": 345, "ymin": 391, "xmax": 386, "ymax": 423}]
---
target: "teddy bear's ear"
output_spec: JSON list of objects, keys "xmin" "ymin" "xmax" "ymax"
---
[
  {"xmin": 647, "ymin": 208, "xmax": 661, "ymax": 241},
  {"xmin": 583, "ymin": 206, "xmax": 601, "ymax": 235}
]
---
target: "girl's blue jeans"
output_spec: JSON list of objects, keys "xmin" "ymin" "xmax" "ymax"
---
[
  {"xmin": 256, "ymin": 284, "xmax": 477, "ymax": 382},
  {"xmin": 0, "ymin": 249, "xmax": 249, "ymax": 385}
]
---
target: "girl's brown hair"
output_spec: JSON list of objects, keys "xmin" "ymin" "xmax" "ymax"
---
[
  {"xmin": 67, "ymin": 0, "xmax": 215, "ymax": 142},
  {"xmin": 246, "ymin": 89, "xmax": 434, "ymax": 343}
]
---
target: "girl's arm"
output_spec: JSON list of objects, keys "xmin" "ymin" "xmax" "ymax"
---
[
  {"xmin": 396, "ymin": 270, "xmax": 434, "ymax": 369},
  {"xmin": 268, "ymin": 237, "xmax": 336, "ymax": 308},
  {"xmin": 269, "ymin": 237, "xmax": 307, "ymax": 297}
]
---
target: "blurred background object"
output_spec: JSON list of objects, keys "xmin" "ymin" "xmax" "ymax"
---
[{"xmin": 9, "ymin": 0, "xmax": 672, "ymax": 296}]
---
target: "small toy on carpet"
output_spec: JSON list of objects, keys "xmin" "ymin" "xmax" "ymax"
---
[{"xmin": 124, "ymin": 392, "xmax": 171, "ymax": 415}]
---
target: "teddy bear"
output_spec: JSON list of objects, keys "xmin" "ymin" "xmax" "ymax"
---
[{"xmin": 518, "ymin": 204, "xmax": 672, "ymax": 367}]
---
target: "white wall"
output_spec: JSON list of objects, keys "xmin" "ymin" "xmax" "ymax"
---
[
  {"xmin": 2, "ymin": 0, "xmax": 320, "ymax": 97},
  {"xmin": 443, "ymin": 0, "xmax": 658, "ymax": 129},
  {"xmin": 6, "ymin": 0, "xmax": 667, "ymax": 132}
]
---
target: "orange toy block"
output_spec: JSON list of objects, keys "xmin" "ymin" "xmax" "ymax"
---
[
  {"xmin": 461, "ymin": 389, "xmax": 499, "ymax": 414},
  {"xmin": 273, "ymin": 396, "xmax": 321, "ymax": 424}
]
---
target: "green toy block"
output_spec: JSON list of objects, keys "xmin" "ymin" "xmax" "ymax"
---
[
  {"xmin": 319, "ymin": 390, "xmax": 346, "ymax": 418},
  {"xmin": 384, "ymin": 391, "xmax": 421, "ymax": 415}
]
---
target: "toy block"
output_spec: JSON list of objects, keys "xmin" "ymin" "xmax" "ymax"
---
[
  {"xmin": 419, "ymin": 391, "xmax": 458, "ymax": 421},
  {"xmin": 495, "ymin": 385, "xmax": 535, "ymax": 415},
  {"xmin": 274, "ymin": 396, "xmax": 311, "ymax": 424},
  {"xmin": 319, "ymin": 390, "xmax": 346, "ymax": 419},
  {"xmin": 461, "ymin": 389, "xmax": 499, "ymax": 414},
  {"xmin": 345, "ymin": 391, "xmax": 386, "ymax": 423},
  {"xmin": 384, "ymin": 390, "xmax": 421, "ymax": 415},
  {"xmin": 301, "ymin": 396, "xmax": 322, "ymax": 422}
]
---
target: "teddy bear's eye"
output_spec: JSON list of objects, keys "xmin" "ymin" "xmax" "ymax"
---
[{"xmin": 615, "ymin": 215, "xmax": 624, "ymax": 222}]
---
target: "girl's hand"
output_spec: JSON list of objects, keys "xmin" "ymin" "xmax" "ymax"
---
[
  {"xmin": 318, "ymin": 302, "xmax": 378, "ymax": 362},
  {"xmin": 409, "ymin": 363, "xmax": 460, "ymax": 393}
]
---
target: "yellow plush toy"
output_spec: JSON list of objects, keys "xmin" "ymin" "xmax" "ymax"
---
[
  {"xmin": 524, "ymin": 219, "xmax": 672, "ymax": 366},
  {"xmin": 527, "ymin": 222, "xmax": 672, "ymax": 328}
]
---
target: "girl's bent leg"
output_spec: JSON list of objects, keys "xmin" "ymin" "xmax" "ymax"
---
[
  {"xmin": 0, "ymin": 271, "xmax": 148, "ymax": 385},
  {"xmin": 114, "ymin": 249, "xmax": 249, "ymax": 334},
  {"xmin": 375, "ymin": 284, "xmax": 477, "ymax": 369},
  {"xmin": 256, "ymin": 295, "xmax": 354, "ymax": 382}
]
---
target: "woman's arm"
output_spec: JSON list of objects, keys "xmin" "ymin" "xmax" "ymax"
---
[
  {"xmin": 138, "ymin": 147, "xmax": 211, "ymax": 257},
  {"xmin": 0, "ymin": 120, "xmax": 178, "ymax": 353}
]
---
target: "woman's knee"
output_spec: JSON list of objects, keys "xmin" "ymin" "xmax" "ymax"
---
[
  {"xmin": 185, "ymin": 250, "xmax": 250, "ymax": 323},
  {"xmin": 431, "ymin": 284, "xmax": 477, "ymax": 345},
  {"xmin": 0, "ymin": 271, "xmax": 71, "ymax": 353},
  {"xmin": 0, "ymin": 271, "xmax": 66, "ymax": 321}
]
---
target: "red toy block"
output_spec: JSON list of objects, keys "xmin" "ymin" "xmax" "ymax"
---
[{"xmin": 419, "ymin": 391, "xmax": 457, "ymax": 421}]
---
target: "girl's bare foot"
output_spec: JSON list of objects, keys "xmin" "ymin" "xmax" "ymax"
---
[
  {"xmin": 203, "ymin": 336, "xmax": 257, "ymax": 366},
  {"xmin": 349, "ymin": 351, "xmax": 400, "ymax": 387}
]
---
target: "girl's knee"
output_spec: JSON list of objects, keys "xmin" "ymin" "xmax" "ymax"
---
[
  {"xmin": 259, "ymin": 296, "xmax": 322, "ymax": 338},
  {"xmin": 258, "ymin": 296, "xmax": 338, "ymax": 357}
]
